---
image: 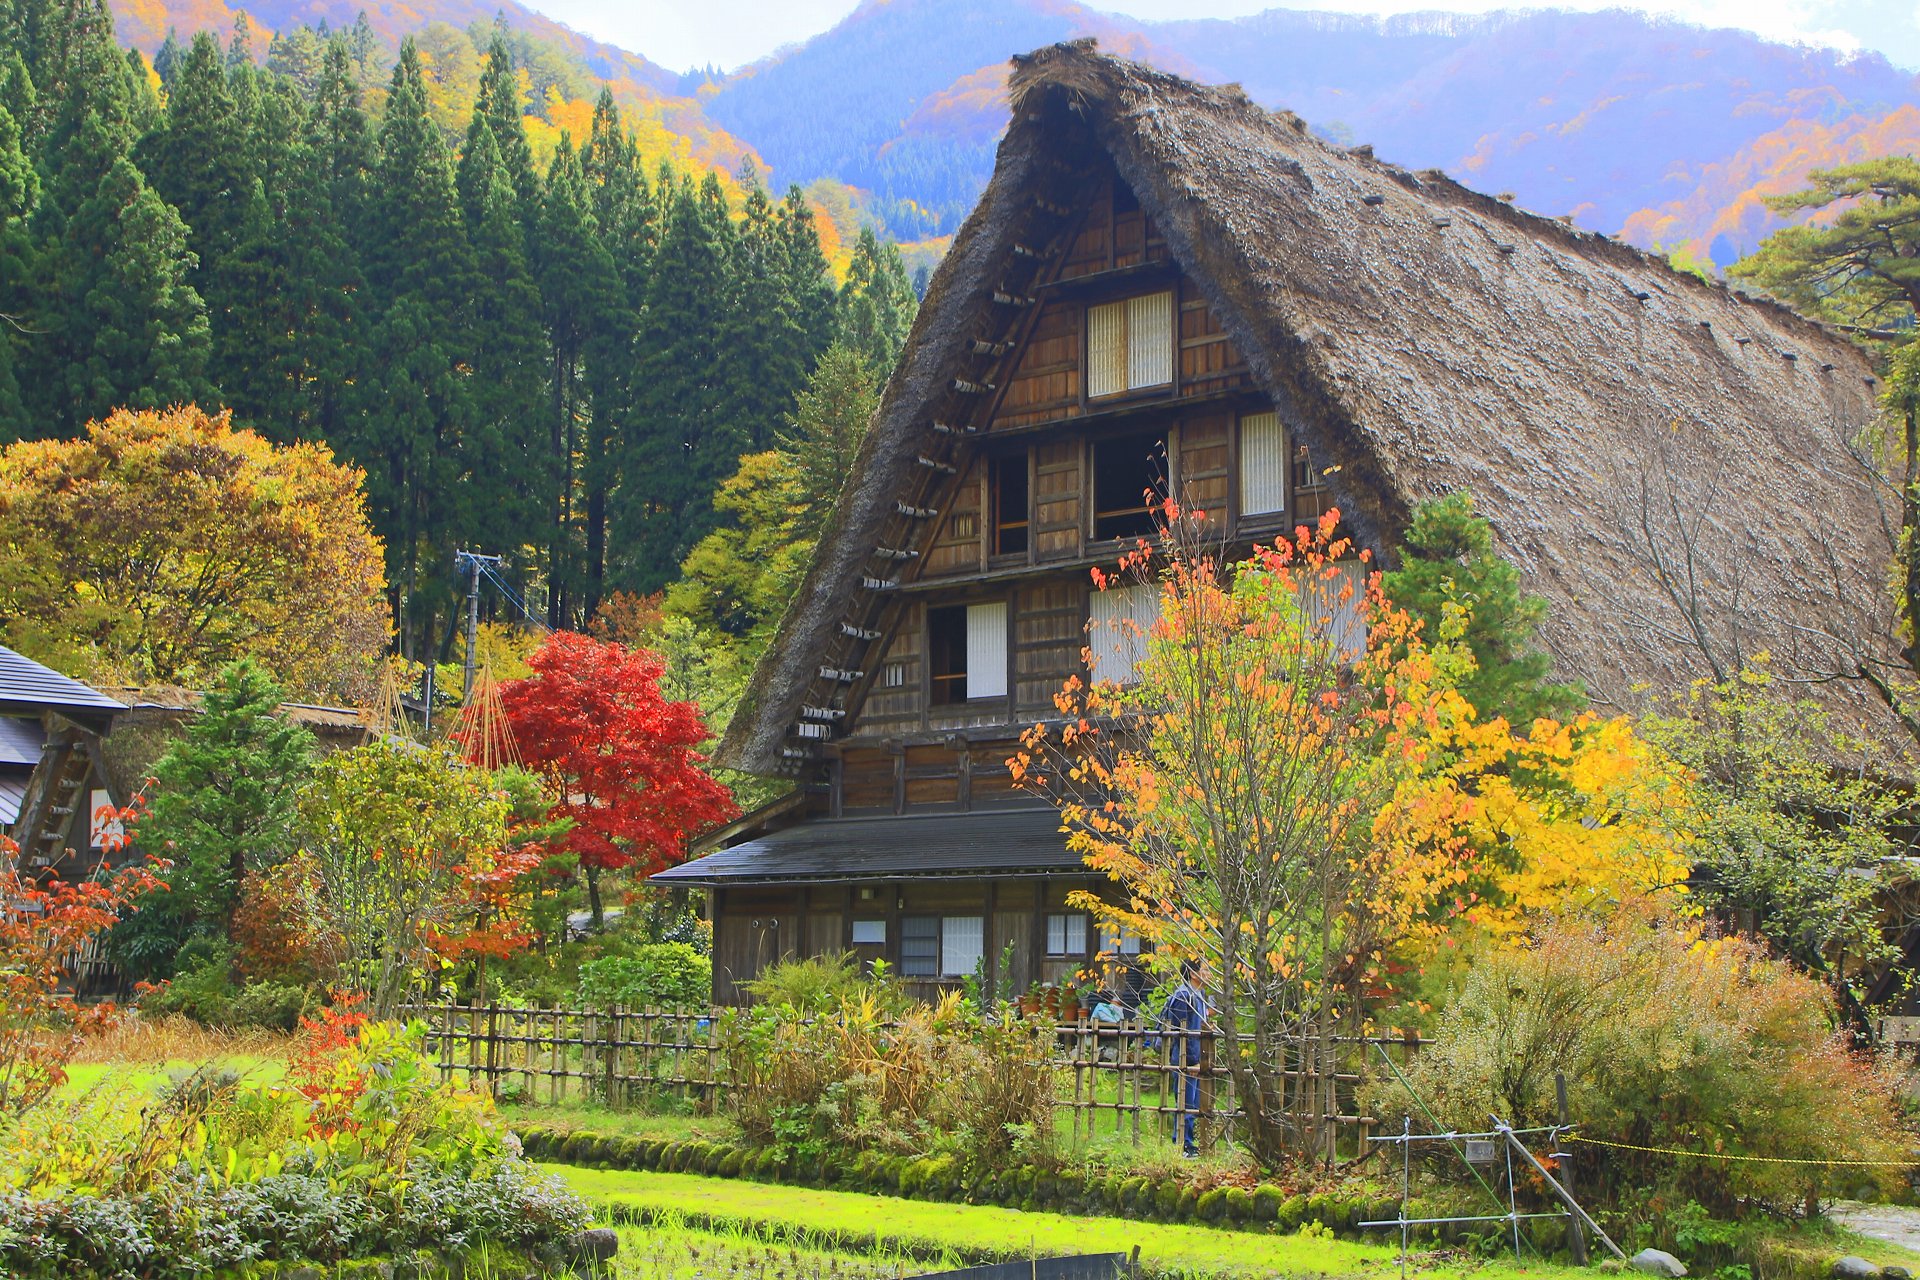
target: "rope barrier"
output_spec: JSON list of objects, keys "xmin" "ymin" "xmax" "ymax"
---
[{"xmin": 1566, "ymin": 1134, "xmax": 1917, "ymax": 1168}]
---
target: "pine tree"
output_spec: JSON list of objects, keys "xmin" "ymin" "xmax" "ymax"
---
[
  {"xmin": 225, "ymin": 11, "xmax": 253, "ymax": 68},
  {"xmin": 838, "ymin": 225, "xmax": 917, "ymax": 376},
  {"xmin": 0, "ymin": 83, "xmax": 35, "ymax": 440},
  {"xmin": 152, "ymin": 26, "xmax": 180, "ymax": 84},
  {"xmin": 778, "ymin": 185, "xmax": 836, "ymax": 365},
  {"xmin": 619, "ymin": 170, "xmax": 735, "ymax": 591},
  {"xmin": 358, "ymin": 38, "xmax": 478, "ymax": 658},
  {"xmin": 578, "ymin": 90, "xmax": 652, "ymax": 611},
  {"xmin": 533, "ymin": 136, "xmax": 617, "ymax": 622},
  {"xmin": 458, "ymin": 112, "xmax": 549, "ymax": 558},
  {"xmin": 1381, "ymin": 492, "xmax": 1584, "ymax": 726},
  {"xmin": 468, "ymin": 27, "xmax": 538, "ymax": 232},
  {"xmin": 295, "ymin": 36, "xmax": 373, "ymax": 444},
  {"xmin": 28, "ymin": 0, "xmax": 209, "ymax": 434},
  {"xmin": 129, "ymin": 658, "xmax": 316, "ymax": 968}
]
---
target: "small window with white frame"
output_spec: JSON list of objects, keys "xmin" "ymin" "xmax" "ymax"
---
[
  {"xmin": 1086, "ymin": 291, "xmax": 1174, "ymax": 398},
  {"xmin": 1088, "ymin": 582, "xmax": 1161, "ymax": 685},
  {"xmin": 1046, "ymin": 912, "xmax": 1088, "ymax": 957},
  {"xmin": 1097, "ymin": 923, "xmax": 1144, "ymax": 956},
  {"xmin": 851, "ymin": 920, "xmax": 886, "ymax": 945},
  {"xmin": 1239, "ymin": 410, "xmax": 1287, "ymax": 519},
  {"xmin": 900, "ymin": 916, "xmax": 939, "ymax": 976}
]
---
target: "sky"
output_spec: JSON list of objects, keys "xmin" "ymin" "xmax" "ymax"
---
[{"xmin": 523, "ymin": 0, "xmax": 1920, "ymax": 73}]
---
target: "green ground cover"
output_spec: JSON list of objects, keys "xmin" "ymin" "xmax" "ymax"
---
[
  {"xmin": 553, "ymin": 1164, "xmax": 1581, "ymax": 1280},
  {"xmin": 502, "ymin": 1100, "xmax": 741, "ymax": 1144},
  {"xmin": 608, "ymin": 1220, "xmax": 963, "ymax": 1280}
]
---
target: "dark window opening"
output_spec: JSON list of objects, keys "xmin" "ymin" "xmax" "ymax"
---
[
  {"xmin": 1292, "ymin": 440, "xmax": 1325, "ymax": 492},
  {"xmin": 901, "ymin": 916, "xmax": 939, "ymax": 977},
  {"xmin": 1113, "ymin": 178, "xmax": 1139, "ymax": 214},
  {"xmin": 992, "ymin": 454, "xmax": 1030, "ymax": 556},
  {"xmin": 1093, "ymin": 433, "xmax": 1169, "ymax": 542},
  {"xmin": 928, "ymin": 605, "xmax": 967, "ymax": 706}
]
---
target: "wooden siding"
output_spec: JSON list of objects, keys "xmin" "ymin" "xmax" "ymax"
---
[
  {"xmin": 922, "ymin": 458, "xmax": 985, "ymax": 578},
  {"xmin": 1177, "ymin": 409, "xmax": 1231, "ymax": 525},
  {"xmin": 1033, "ymin": 439, "xmax": 1083, "ymax": 561},
  {"xmin": 1014, "ymin": 580, "xmax": 1087, "ymax": 714},
  {"xmin": 993, "ymin": 300, "xmax": 1081, "ymax": 430},
  {"xmin": 1179, "ymin": 292, "xmax": 1252, "ymax": 396}
]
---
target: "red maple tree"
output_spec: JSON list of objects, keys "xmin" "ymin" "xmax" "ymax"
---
[{"xmin": 500, "ymin": 631, "xmax": 736, "ymax": 926}]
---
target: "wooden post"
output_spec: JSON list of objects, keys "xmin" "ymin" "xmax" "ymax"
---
[
  {"xmin": 605, "ymin": 1005, "xmax": 620, "ymax": 1107},
  {"xmin": 1557, "ymin": 1072, "xmax": 1589, "ymax": 1266},
  {"xmin": 1198, "ymin": 1030, "xmax": 1215, "ymax": 1155}
]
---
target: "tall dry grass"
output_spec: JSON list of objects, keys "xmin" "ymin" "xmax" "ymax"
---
[{"xmin": 71, "ymin": 1013, "xmax": 294, "ymax": 1065}]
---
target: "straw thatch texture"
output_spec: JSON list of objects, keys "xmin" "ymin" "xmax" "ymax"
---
[{"xmin": 718, "ymin": 41, "xmax": 1893, "ymax": 775}]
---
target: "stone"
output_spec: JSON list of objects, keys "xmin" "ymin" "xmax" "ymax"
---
[
  {"xmin": 1631, "ymin": 1249, "xmax": 1688, "ymax": 1278},
  {"xmin": 1881, "ymin": 1268, "xmax": 1910, "ymax": 1280},
  {"xmin": 1832, "ymin": 1258, "xmax": 1883, "ymax": 1280},
  {"xmin": 566, "ymin": 1228, "xmax": 621, "ymax": 1265}
]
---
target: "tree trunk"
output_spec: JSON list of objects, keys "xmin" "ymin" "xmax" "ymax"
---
[{"xmin": 586, "ymin": 862, "xmax": 604, "ymax": 930}]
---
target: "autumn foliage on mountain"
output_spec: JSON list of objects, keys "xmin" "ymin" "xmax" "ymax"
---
[{"xmin": 500, "ymin": 631, "xmax": 737, "ymax": 926}]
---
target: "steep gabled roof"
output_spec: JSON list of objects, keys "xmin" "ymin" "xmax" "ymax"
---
[
  {"xmin": 718, "ymin": 40, "xmax": 1891, "ymax": 775},
  {"xmin": 0, "ymin": 646, "xmax": 125, "ymax": 723}
]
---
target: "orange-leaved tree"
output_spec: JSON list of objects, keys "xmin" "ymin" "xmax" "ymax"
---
[
  {"xmin": 1014, "ymin": 507, "xmax": 1462, "ymax": 1163},
  {"xmin": 0, "ymin": 405, "xmax": 388, "ymax": 702},
  {"xmin": 0, "ymin": 831, "xmax": 167, "ymax": 1114},
  {"xmin": 1015, "ymin": 505, "xmax": 1697, "ymax": 1164},
  {"xmin": 501, "ymin": 631, "xmax": 737, "ymax": 928}
]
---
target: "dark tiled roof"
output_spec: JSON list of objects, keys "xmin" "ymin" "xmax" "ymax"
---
[
  {"xmin": 652, "ymin": 807, "xmax": 1079, "ymax": 885},
  {"xmin": 0, "ymin": 716, "xmax": 43, "ymax": 766},
  {"xmin": 0, "ymin": 769, "xmax": 29, "ymax": 825},
  {"xmin": 0, "ymin": 647, "xmax": 124, "ymax": 718}
]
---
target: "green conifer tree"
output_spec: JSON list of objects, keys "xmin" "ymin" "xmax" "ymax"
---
[
  {"xmin": 532, "ymin": 136, "xmax": 617, "ymax": 623},
  {"xmin": 468, "ymin": 27, "xmax": 538, "ymax": 231},
  {"xmin": 131, "ymin": 658, "xmax": 316, "ymax": 965},
  {"xmin": 837, "ymin": 225, "xmax": 917, "ymax": 376},
  {"xmin": 458, "ymin": 112, "xmax": 549, "ymax": 558},
  {"xmin": 28, "ymin": 0, "xmax": 209, "ymax": 433},
  {"xmin": 358, "ymin": 38, "xmax": 478, "ymax": 658},
  {"xmin": 1382, "ymin": 492, "xmax": 1584, "ymax": 726}
]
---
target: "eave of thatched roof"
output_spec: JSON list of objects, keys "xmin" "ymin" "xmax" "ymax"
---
[{"xmin": 718, "ymin": 40, "xmax": 1896, "ymax": 775}]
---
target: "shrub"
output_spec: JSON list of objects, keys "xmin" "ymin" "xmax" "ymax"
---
[
  {"xmin": 742, "ymin": 952, "xmax": 892, "ymax": 1014},
  {"xmin": 1379, "ymin": 902, "xmax": 1912, "ymax": 1215},
  {"xmin": 576, "ymin": 942, "xmax": 711, "ymax": 1009}
]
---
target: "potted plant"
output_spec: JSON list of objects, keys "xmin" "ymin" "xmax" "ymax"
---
[{"xmin": 1020, "ymin": 981, "xmax": 1044, "ymax": 1018}]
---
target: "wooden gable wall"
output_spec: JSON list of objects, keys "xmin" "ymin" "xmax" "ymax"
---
[{"xmin": 815, "ymin": 164, "xmax": 1336, "ymax": 816}]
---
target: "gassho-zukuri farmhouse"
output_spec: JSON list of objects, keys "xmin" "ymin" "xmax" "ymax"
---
[{"xmin": 653, "ymin": 40, "xmax": 1896, "ymax": 1004}]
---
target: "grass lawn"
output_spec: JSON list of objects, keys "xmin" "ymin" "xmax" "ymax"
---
[
  {"xmin": 553, "ymin": 1164, "xmax": 1585, "ymax": 1280},
  {"xmin": 59, "ymin": 1053, "xmax": 287, "ymax": 1097},
  {"xmin": 502, "ymin": 1100, "xmax": 740, "ymax": 1144}
]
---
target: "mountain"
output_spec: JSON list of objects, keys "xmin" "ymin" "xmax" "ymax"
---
[
  {"xmin": 111, "ymin": 0, "xmax": 1920, "ymax": 267},
  {"xmin": 698, "ymin": 0, "xmax": 1920, "ymax": 262}
]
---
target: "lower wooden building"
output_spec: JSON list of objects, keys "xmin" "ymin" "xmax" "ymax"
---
[{"xmin": 652, "ymin": 807, "xmax": 1132, "ymax": 1005}]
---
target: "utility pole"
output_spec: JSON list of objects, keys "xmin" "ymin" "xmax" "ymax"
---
[{"xmin": 455, "ymin": 550, "xmax": 503, "ymax": 700}]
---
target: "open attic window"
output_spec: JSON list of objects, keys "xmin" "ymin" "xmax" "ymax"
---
[
  {"xmin": 1113, "ymin": 177, "xmax": 1139, "ymax": 215},
  {"xmin": 928, "ymin": 601, "xmax": 1009, "ymax": 706},
  {"xmin": 1092, "ymin": 432, "xmax": 1168, "ymax": 542},
  {"xmin": 992, "ymin": 453, "xmax": 1030, "ymax": 556}
]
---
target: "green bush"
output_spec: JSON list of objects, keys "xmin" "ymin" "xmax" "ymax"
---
[
  {"xmin": 576, "ymin": 943, "xmax": 711, "ymax": 1009},
  {"xmin": 1377, "ymin": 905, "xmax": 1913, "ymax": 1215},
  {"xmin": 741, "ymin": 952, "xmax": 892, "ymax": 1014}
]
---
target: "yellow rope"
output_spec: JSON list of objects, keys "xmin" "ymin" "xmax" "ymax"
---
[{"xmin": 1566, "ymin": 1134, "xmax": 1916, "ymax": 1168}]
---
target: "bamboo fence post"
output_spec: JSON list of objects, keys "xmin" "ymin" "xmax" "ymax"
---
[{"xmin": 604, "ymin": 1005, "xmax": 620, "ymax": 1107}]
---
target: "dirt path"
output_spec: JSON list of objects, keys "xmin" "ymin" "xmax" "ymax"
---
[{"xmin": 1831, "ymin": 1203, "xmax": 1920, "ymax": 1254}]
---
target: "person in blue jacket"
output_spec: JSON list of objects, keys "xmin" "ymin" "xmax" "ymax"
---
[{"xmin": 1159, "ymin": 957, "xmax": 1211, "ymax": 1157}]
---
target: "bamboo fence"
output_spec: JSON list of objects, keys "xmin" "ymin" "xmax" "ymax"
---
[{"xmin": 401, "ymin": 1001, "xmax": 1424, "ymax": 1152}]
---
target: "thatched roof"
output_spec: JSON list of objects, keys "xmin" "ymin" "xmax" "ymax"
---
[{"xmin": 718, "ymin": 40, "xmax": 1894, "ymax": 775}]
